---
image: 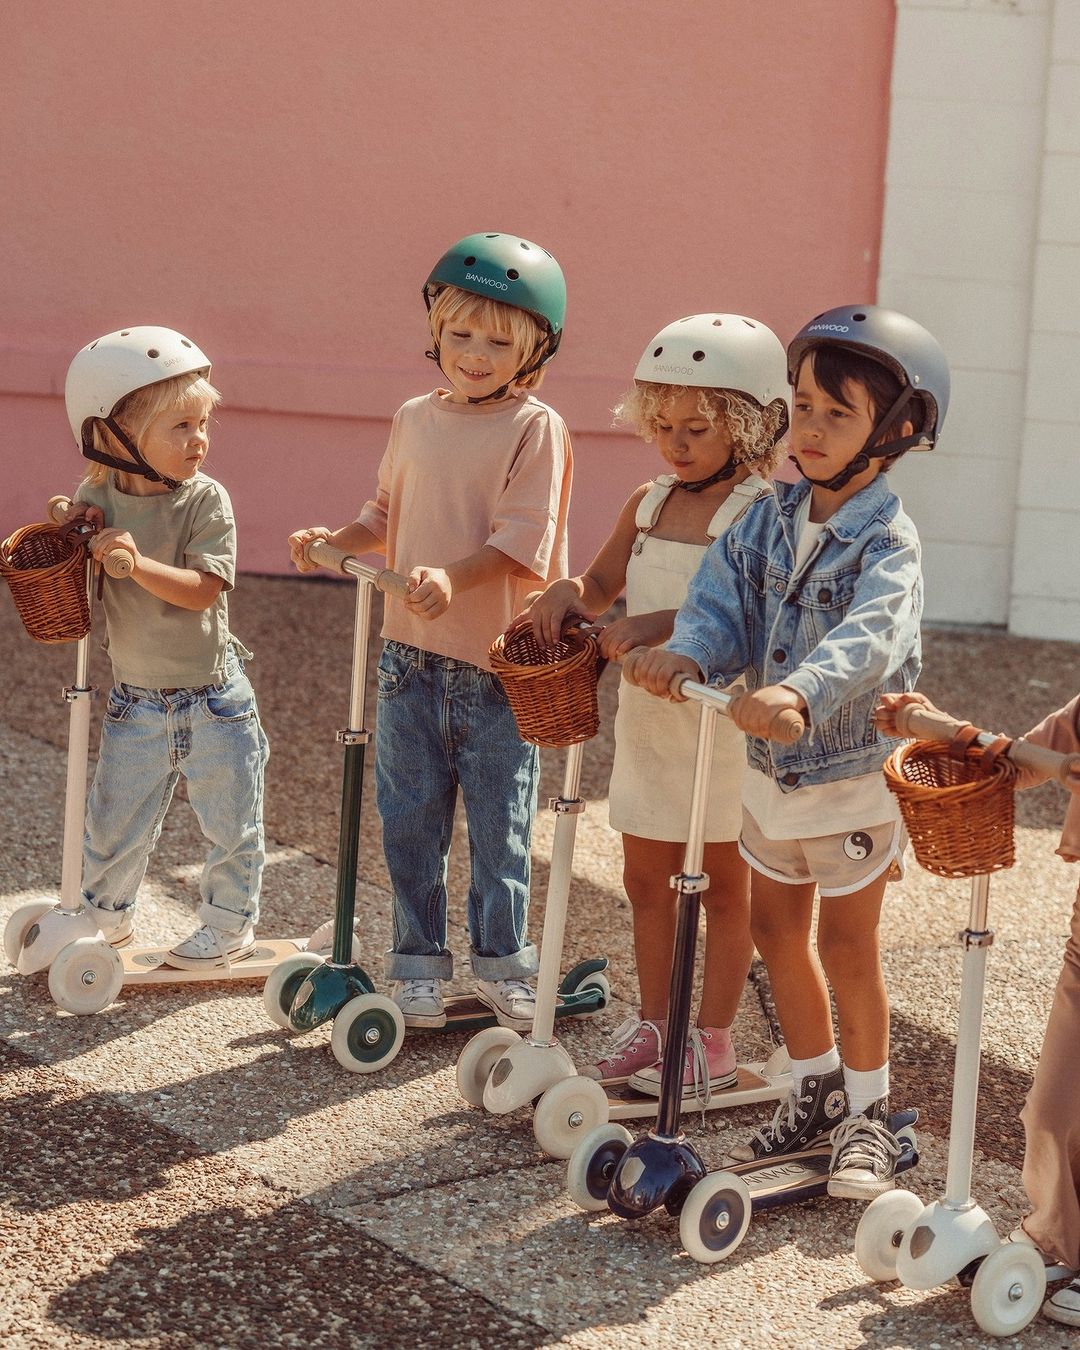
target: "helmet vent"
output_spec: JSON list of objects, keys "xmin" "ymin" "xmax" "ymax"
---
[
  {"xmin": 120, "ymin": 330, "xmax": 130, "ymax": 336},
  {"xmin": 181, "ymin": 339, "xmax": 192, "ymax": 348},
  {"xmin": 506, "ymin": 269, "xmax": 520, "ymax": 280},
  {"xmin": 653, "ymin": 346, "xmax": 663, "ymax": 357},
  {"xmin": 147, "ymin": 348, "xmax": 160, "ymax": 359},
  {"xmin": 853, "ymin": 313, "xmax": 867, "ymax": 321},
  {"xmin": 485, "ymin": 233, "xmax": 499, "ymax": 238},
  {"xmin": 743, "ymin": 319, "xmax": 756, "ymax": 328},
  {"xmin": 520, "ymin": 241, "xmax": 531, "ymax": 250},
  {"xmin": 464, "ymin": 255, "xmax": 476, "ymax": 266},
  {"xmin": 712, "ymin": 319, "xmax": 723, "ymax": 327},
  {"xmin": 89, "ymin": 340, "xmax": 98, "ymax": 349},
  {"xmin": 692, "ymin": 350, "xmax": 705, "ymax": 362}
]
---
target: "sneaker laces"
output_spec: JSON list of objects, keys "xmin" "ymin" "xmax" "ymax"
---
[
  {"xmin": 751, "ymin": 1084, "xmax": 814, "ymax": 1153},
  {"xmin": 498, "ymin": 978, "xmax": 536, "ymax": 1011},
  {"xmin": 401, "ymin": 978, "xmax": 440, "ymax": 1008},
  {"xmin": 598, "ymin": 1015, "xmax": 662, "ymax": 1068},
  {"xmin": 829, "ymin": 1113, "xmax": 902, "ymax": 1175}
]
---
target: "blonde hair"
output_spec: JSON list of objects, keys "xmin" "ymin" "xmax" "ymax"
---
[
  {"xmin": 614, "ymin": 381, "xmax": 787, "ymax": 475},
  {"xmin": 80, "ymin": 371, "xmax": 222, "ymax": 487},
  {"xmin": 427, "ymin": 285, "xmax": 548, "ymax": 391}
]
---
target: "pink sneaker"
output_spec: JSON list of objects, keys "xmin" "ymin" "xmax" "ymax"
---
[
  {"xmin": 628, "ymin": 1026, "xmax": 738, "ymax": 1101},
  {"xmin": 581, "ymin": 1015, "xmax": 664, "ymax": 1087}
]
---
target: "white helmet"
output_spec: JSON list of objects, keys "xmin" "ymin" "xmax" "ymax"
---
[
  {"xmin": 634, "ymin": 314, "xmax": 789, "ymax": 414},
  {"xmin": 65, "ymin": 326, "xmax": 211, "ymax": 448}
]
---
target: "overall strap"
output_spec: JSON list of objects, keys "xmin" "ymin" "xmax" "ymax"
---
[{"xmin": 705, "ymin": 475, "xmax": 771, "ymax": 541}]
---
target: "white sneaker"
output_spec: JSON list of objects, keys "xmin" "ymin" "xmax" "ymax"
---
[
  {"xmin": 92, "ymin": 908, "xmax": 135, "ymax": 949},
  {"xmin": 1044, "ymin": 1277, "xmax": 1080, "ymax": 1327},
  {"xmin": 389, "ymin": 978, "xmax": 446, "ymax": 1028},
  {"xmin": 165, "ymin": 922, "xmax": 256, "ymax": 970},
  {"xmin": 475, "ymin": 977, "xmax": 536, "ymax": 1029}
]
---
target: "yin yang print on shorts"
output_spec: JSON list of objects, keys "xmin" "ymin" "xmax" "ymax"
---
[{"xmin": 842, "ymin": 831, "xmax": 874, "ymax": 861}]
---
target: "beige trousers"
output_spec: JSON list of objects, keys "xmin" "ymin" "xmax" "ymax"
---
[{"xmin": 1020, "ymin": 878, "xmax": 1080, "ymax": 1269}]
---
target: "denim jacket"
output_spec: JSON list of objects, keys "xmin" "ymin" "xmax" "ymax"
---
[{"xmin": 668, "ymin": 474, "xmax": 922, "ymax": 789}]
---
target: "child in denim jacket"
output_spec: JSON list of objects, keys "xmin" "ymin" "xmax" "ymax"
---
[
  {"xmin": 625, "ymin": 305, "xmax": 949, "ymax": 1198},
  {"xmin": 289, "ymin": 233, "xmax": 571, "ymax": 1033}
]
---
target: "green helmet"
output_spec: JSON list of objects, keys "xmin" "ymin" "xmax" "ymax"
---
[{"xmin": 423, "ymin": 231, "xmax": 566, "ymax": 350}]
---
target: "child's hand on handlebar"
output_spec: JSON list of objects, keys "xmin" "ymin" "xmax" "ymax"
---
[
  {"xmin": 89, "ymin": 527, "xmax": 138, "ymax": 571},
  {"xmin": 727, "ymin": 685, "xmax": 807, "ymax": 738},
  {"xmin": 287, "ymin": 526, "xmax": 332, "ymax": 573},
  {"xmin": 406, "ymin": 566, "xmax": 451, "ymax": 619},
  {"xmin": 873, "ymin": 690, "xmax": 940, "ymax": 737},
  {"xmin": 621, "ymin": 647, "xmax": 701, "ymax": 701}
]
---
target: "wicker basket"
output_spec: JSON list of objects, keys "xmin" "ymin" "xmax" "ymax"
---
[
  {"xmin": 883, "ymin": 735, "xmax": 1016, "ymax": 878},
  {"xmin": 0, "ymin": 522, "xmax": 91, "ymax": 643},
  {"xmin": 489, "ymin": 625, "xmax": 601, "ymax": 748}
]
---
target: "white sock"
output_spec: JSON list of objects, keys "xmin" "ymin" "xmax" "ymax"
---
[
  {"xmin": 789, "ymin": 1046, "xmax": 840, "ymax": 1094},
  {"xmin": 844, "ymin": 1063, "xmax": 889, "ymax": 1115}
]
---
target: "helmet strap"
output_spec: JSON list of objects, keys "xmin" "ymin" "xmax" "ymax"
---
[
  {"xmin": 80, "ymin": 417, "xmax": 181, "ymax": 491},
  {"xmin": 793, "ymin": 386, "xmax": 923, "ymax": 493},
  {"xmin": 674, "ymin": 455, "xmax": 738, "ymax": 492}
]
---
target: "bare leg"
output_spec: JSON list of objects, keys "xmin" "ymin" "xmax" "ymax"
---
[
  {"xmin": 750, "ymin": 873, "xmax": 833, "ymax": 1059},
  {"xmin": 816, "ymin": 872, "xmax": 890, "ymax": 1070},
  {"xmin": 698, "ymin": 840, "xmax": 752, "ymax": 1028},
  {"xmin": 622, "ymin": 833, "xmax": 680, "ymax": 1023}
]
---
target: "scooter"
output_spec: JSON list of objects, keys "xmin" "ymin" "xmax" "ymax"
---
[
  {"xmin": 853, "ymin": 702, "xmax": 1080, "ymax": 1338},
  {"xmin": 564, "ymin": 679, "xmax": 804, "ymax": 1201},
  {"xmin": 1, "ymin": 498, "xmax": 348, "ymax": 1014},
  {"xmin": 456, "ymin": 660, "xmax": 790, "ymax": 1161},
  {"xmin": 261, "ymin": 538, "xmax": 607, "ymax": 1073}
]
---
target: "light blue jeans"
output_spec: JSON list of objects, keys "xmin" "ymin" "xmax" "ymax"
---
[
  {"xmin": 81, "ymin": 648, "xmax": 269, "ymax": 933},
  {"xmin": 375, "ymin": 641, "xmax": 540, "ymax": 981}
]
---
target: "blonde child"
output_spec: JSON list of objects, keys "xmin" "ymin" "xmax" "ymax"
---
[
  {"xmin": 527, "ymin": 314, "xmax": 788, "ymax": 1099},
  {"xmin": 30, "ymin": 327, "xmax": 269, "ymax": 971},
  {"xmin": 625, "ymin": 305, "xmax": 949, "ymax": 1197},
  {"xmin": 878, "ymin": 689, "xmax": 1080, "ymax": 1327},
  {"xmin": 289, "ymin": 232, "xmax": 571, "ymax": 1032}
]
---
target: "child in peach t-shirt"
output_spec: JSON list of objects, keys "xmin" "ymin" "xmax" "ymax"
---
[{"xmin": 289, "ymin": 232, "xmax": 570, "ymax": 1033}]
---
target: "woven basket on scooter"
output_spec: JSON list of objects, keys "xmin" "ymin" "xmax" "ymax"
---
[
  {"xmin": 883, "ymin": 734, "xmax": 1016, "ymax": 879},
  {"xmin": 489, "ymin": 624, "xmax": 601, "ymax": 748},
  {"xmin": 0, "ymin": 522, "xmax": 91, "ymax": 643}
]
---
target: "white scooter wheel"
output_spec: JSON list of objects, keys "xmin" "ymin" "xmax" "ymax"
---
[
  {"xmin": 306, "ymin": 920, "xmax": 363, "ymax": 963},
  {"xmin": 456, "ymin": 1026, "xmax": 519, "ymax": 1107},
  {"xmin": 855, "ymin": 1189, "xmax": 925, "ymax": 1282},
  {"xmin": 969, "ymin": 1242, "xmax": 1046, "ymax": 1337},
  {"xmin": 565, "ymin": 970, "xmax": 611, "ymax": 1006},
  {"xmin": 679, "ymin": 1170, "xmax": 753, "ymax": 1264},
  {"xmin": 47, "ymin": 938, "xmax": 124, "ymax": 1014},
  {"xmin": 566, "ymin": 1123, "xmax": 633, "ymax": 1212},
  {"xmin": 330, "ymin": 994, "xmax": 405, "ymax": 1074},
  {"xmin": 3, "ymin": 901, "xmax": 56, "ymax": 967},
  {"xmin": 262, "ymin": 953, "xmax": 324, "ymax": 1030},
  {"xmin": 532, "ymin": 1075, "xmax": 609, "ymax": 1159}
]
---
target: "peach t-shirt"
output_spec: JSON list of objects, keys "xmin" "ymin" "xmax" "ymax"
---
[{"xmin": 357, "ymin": 389, "xmax": 572, "ymax": 670}]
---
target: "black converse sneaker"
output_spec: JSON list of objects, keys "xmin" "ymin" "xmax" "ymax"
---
[
  {"xmin": 827, "ymin": 1097, "xmax": 902, "ymax": 1198},
  {"xmin": 726, "ymin": 1066, "xmax": 847, "ymax": 1163}
]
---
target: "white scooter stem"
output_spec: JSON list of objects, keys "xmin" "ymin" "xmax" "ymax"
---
[
  {"xmin": 57, "ymin": 558, "xmax": 95, "ymax": 914},
  {"xmin": 945, "ymin": 872, "xmax": 991, "ymax": 1209}
]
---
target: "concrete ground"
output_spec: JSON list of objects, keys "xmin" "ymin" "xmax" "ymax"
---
[{"xmin": 2, "ymin": 571, "xmax": 1080, "ymax": 1349}]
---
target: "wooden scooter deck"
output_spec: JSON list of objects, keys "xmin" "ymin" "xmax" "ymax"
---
[
  {"xmin": 425, "ymin": 992, "xmax": 603, "ymax": 1034},
  {"xmin": 117, "ymin": 938, "xmax": 309, "ymax": 986},
  {"xmin": 605, "ymin": 1060, "xmax": 791, "ymax": 1122}
]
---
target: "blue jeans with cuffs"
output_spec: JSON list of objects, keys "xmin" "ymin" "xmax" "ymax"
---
[
  {"xmin": 375, "ymin": 640, "xmax": 540, "ymax": 982},
  {"xmin": 81, "ymin": 647, "xmax": 269, "ymax": 933}
]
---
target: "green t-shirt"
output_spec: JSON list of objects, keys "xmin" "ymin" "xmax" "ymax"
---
[{"xmin": 78, "ymin": 473, "xmax": 244, "ymax": 688}]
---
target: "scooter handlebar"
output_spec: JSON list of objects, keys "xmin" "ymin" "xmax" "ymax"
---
[
  {"xmin": 667, "ymin": 673, "xmax": 805, "ymax": 744},
  {"xmin": 46, "ymin": 495, "xmax": 132, "ymax": 578},
  {"xmin": 303, "ymin": 538, "xmax": 412, "ymax": 599},
  {"xmin": 896, "ymin": 702, "xmax": 1080, "ymax": 787}
]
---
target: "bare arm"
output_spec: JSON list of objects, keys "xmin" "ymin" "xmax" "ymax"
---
[{"xmin": 89, "ymin": 529, "xmax": 224, "ymax": 611}]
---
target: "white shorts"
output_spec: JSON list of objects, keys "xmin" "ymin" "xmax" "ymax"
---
[{"xmin": 739, "ymin": 810, "xmax": 907, "ymax": 897}]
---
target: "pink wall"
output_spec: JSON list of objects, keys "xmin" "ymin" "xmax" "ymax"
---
[{"xmin": 2, "ymin": 1, "xmax": 895, "ymax": 573}]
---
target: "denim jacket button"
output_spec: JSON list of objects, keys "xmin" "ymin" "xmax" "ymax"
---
[
  {"xmin": 818, "ymin": 587, "xmax": 832, "ymax": 603},
  {"xmin": 772, "ymin": 649, "xmax": 786, "ymax": 664},
  {"xmin": 774, "ymin": 581, "xmax": 784, "ymax": 593},
  {"xmin": 781, "ymin": 772, "xmax": 799, "ymax": 787}
]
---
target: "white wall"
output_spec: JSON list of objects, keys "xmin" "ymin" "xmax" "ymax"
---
[{"xmin": 879, "ymin": 0, "xmax": 1079, "ymax": 639}]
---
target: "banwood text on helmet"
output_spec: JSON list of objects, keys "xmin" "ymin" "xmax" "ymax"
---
[
  {"xmin": 65, "ymin": 326, "xmax": 212, "ymax": 489},
  {"xmin": 786, "ymin": 304, "xmax": 950, "ymax": 491},
  {"xmin": 423, "ymin": 231, "xmax": 566, "ymax": 402},
  {"xmin": 635, "ymin": 313, "xmax": 790, "ymax": 484}
]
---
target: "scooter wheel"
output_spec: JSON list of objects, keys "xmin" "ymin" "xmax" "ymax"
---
[
  {"xmin": 678, "ymin": 1170, "xmax": 752, "ymax": 1264},
  {"xmin": 532, "ymin": 1075, "xmax": 609, "ymax": 1159},
  {"xmin": 566, "ymin": 1123, "xmax": 633, "ymax": 1212},
  {"xmin": 456, "ymin": 1026, "xmax": 519, "ymax": 1107},
  {"xmin": 47, "ymin": 938, "xmax": 124, "ymax": 1015},
  {"xmin": 566, "ymin": 970, "xmax": 611, "ymax": 1007},
  {"xmin": 263, "ymin": 953, "xmax": 324, "ymax": 1030},
  {"xmin": 855, "ymin": 1189, "xmax": 925, "ymax": 1282},
  {"xmin": 969, "ymin": 1242, "xmax": 1046, "ymax": 1337},
  {"xmin": 330, "ymin": 994, "xmax": 405, "ymax": 1074},
  {"xmin": 306, "ymin": 920, "xmax": 363, "ymax": 963},
  {"xmin": 3, "ymin": 900, "xmax": 57, "ymax": 968}
]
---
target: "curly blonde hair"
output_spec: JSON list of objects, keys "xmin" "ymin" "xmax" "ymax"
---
[{"xmin": 614, "ymin": 381, "xmax": 787, "ymax": 475}]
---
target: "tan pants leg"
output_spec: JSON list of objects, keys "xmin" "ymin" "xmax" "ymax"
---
[{"xmin": 1020, "ymin": 878, "xmax": 1080, "ymax": 1269}]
